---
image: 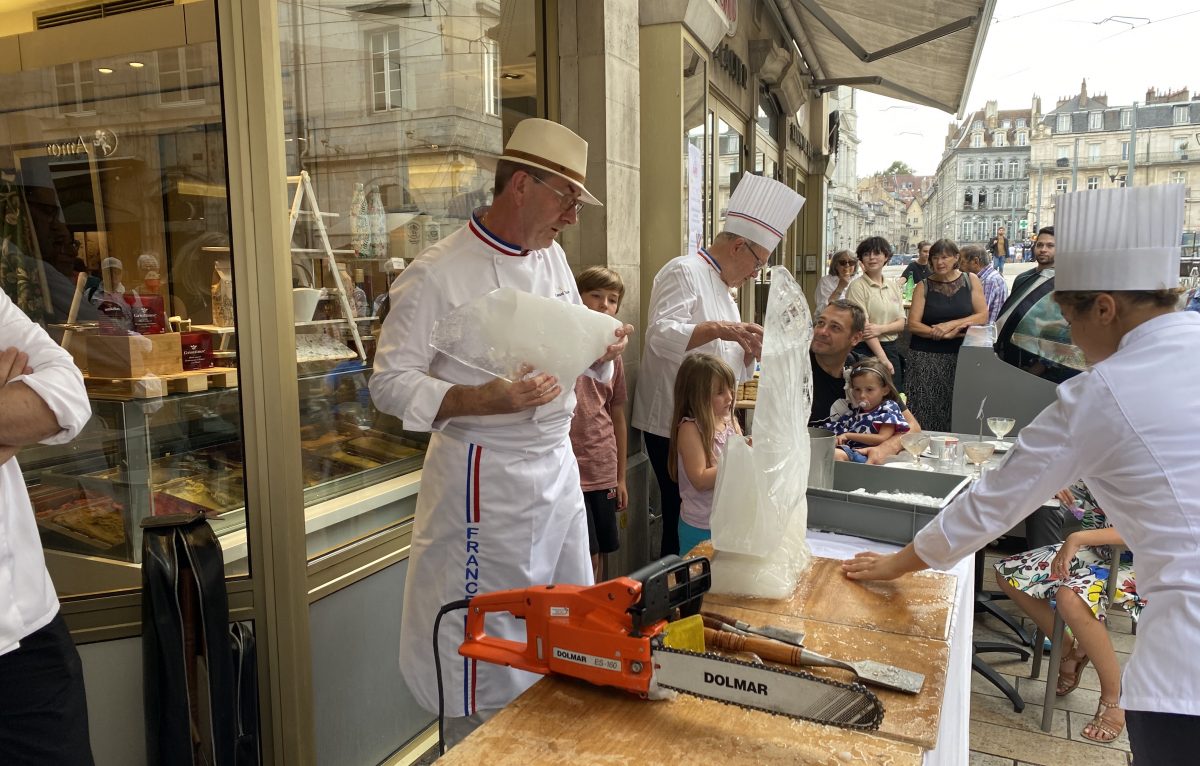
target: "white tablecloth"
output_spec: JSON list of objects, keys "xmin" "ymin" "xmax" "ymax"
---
[{"xmin": 807, "ymin": 531, "xmax": 972, "ymax": 766}]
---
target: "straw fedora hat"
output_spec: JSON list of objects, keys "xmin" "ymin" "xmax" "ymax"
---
[{"xmin": 491, "ymin": 118, "xmax": 602, "ymax": 206}]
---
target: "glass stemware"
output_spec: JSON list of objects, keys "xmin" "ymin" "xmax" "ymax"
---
[
  {"xmin": 900, "ymin": 432, "xmax": 931, "ymax": 463},
  {"xmin": 963, "ymin": 441, "xmax": 996, "ymax": 479},
  {"xmin": 986, "ymin": 416, "xmax": 1015, "ymax": 441}
]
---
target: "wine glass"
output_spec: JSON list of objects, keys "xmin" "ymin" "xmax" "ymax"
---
[
  {"xmin": 987, "ymin": 417, "xmax": 1015, "ymax": 442},
  {"xmin": 900, "ymin": 432, "xmax": 931, "ymax": 463},
  {"xmin": 963, "ymin": 441, "xmax": 996, "ymax": 479}
]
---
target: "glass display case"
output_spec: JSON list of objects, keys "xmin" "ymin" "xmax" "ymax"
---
[
  {"xmin": 21, "ymin": 366, "xmax": 426, "ymax": 565},
  {"xmin": 995, "ymin": 275, "xmax": 1086, "ymax": 384}
]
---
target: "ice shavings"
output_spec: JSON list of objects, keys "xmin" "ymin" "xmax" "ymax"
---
[{"xmin": 848, "ymin": 488, "xmax": 945, "ymax": 507}]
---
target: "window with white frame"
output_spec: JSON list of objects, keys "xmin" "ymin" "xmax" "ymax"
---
[
  {"xmin": 1001, "ymin": 119, "xmax": 1011, "ymax": 129},
  {"xmin": 973, "ymin": 120, "xmax": 983, "ymax": 131},
  {"xmin": 1016, "ymin": 117, "xmax": 1027, "ymax": 128},
  {"xmin": 1087, "ymin": 143, "xmax": 1101, "ymax": 162},
  {"xmin": 978, "ymin": 188, "xmax": 988, "ymax": 208},
  {"xmin": 1174, "ymin": 105, "xmax": 1190, "ymax": 125},
  {"xmin": 961, "ymin": 220, "xmax": 972, "ymax": 240},
  {"xmin": 1088, "ymin": 111, "xmax": 1103, "ymax": 131},
  {"xmin": 992, "ymin": 218, "xmax": 1002, "ymax": 236},
  {"xmin": 964, "ymin": 160, "xmax": 975, "ymax": 180},
  {"xmin": 1008, "ymin": 158, "xmax": 1019, "ymax": 178},
  {"xmin": 1016, "ymin": 131, "xmax": 1027, "ymax": 146},
  {"xmin": 971, "ymin": 134, "xmax": 983, "ymax": 148},
  {"xmin": 1121, "ymin": 140, "xmax": 1130, "ymax": 161},
  {"xmin": 975, "ymin": 219, "xmax": 986, "ymax": 240},
  {"xmin": 1006, "ymin": 187, "xmax": 1015, "ymax": 207},
  {"xmin": 1055, "ymin": 177, "xmax": 1068, "ymax": 193},
  {"xmin": 979, "ymin": 159, "xmax": 990, "ymax": 179},
  {"xmin": 370, "ymin": 30, "xmax": 409, "ymax": 112},
  {"xmin": 1056, "ymin": 114, "xmax": 1071, "ymax": 133},
  {"xmin": 1171, "ymin": 170, "xmax": 1188, "ymax": 186},
  {"xmin": 994, "ymin": 131, "xmax": 1006, "ymax": 147},
  {"xmin": 482, "ymin": 38, "xmax": 501, "ymax": 116},
  {"xmin": 1056, "ymin": 145, "xmax": 1070, "ymax": 161},
  {"xmin": 1087, "ymin": 176, "xmax": 1100, "ymax": 190},
  {"xmin": 1175, "ymin": 137, "xmax": 1190, "ymax": 159},
  {"xmin": 1120, "ymin": 109, "xmax": 1131, "ymax": 129},
  {"xmin": 54, "ymin": 61, "xmax": 96, "ymax": 115},
  {"xmin": 963, "ymin": 188, "xmax": 973, "ymax": 208},
  {"xmin": 158, "ymin": 47, "xmax": 206, "ymax": 105},
  {"xmin": 993, "ymin": 187, "xmax": 1002, "ymax": 209}
]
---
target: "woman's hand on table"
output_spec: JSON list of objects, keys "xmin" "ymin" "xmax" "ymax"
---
[{"xmin": 842, "ymin": 544, "xmax": 928, "ymax": 581}]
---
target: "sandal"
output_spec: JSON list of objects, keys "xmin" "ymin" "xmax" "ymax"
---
[
  {"xmin": 1055, "ymin": 642, "xmax": 1091, "ymax": 697},
  {"xmin": 1081, "ymin": 698, "xmax": 1125, "ymax": 743}
]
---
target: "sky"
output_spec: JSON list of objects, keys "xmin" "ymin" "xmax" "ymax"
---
[{"xmin": 854, "ymin": 0, "xmax": 1200, "ymax": 177}]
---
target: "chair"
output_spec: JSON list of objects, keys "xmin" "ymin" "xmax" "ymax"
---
[
  {"xmin": 972, "ymin": 549, "xmax": 1031, "ymax": 712},
  {"xmin": 1029, "ymin": 545, "xmax": 1127, "ymax": 732}
]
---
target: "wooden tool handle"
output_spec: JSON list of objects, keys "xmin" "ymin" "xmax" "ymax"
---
[{"xmin": 703, "ymin": 627, "xmax": 805, "ymax": 666}]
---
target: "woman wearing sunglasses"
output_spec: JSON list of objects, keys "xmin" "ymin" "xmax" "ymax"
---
[{"xmin": 815, "ymin": 250, "xmax": 860, "ymax": 309}]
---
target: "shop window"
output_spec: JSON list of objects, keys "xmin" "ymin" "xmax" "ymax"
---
[
  {"xmin": 3, "ymin": 33, "xmax": 245, "ymax": 592},
  {"xmin": 157, "ymin": 46, "xmax": 207, "ymax": 105},
  {"xmin": 54, "ymin": 61, "xmax": 96, "ymax": 116},
  {"xmin": 1056, "ymin": 177, "xmax": 1069, "ymax": 193},
  {"xmin": 683, "ymin": 43, "xmax": 708, "ymax": 255},
  {"xmin": 280, "ymin": 0, "xmax": 542, "ymax": 554},
  {"xmin": 716, "ymin": 118, "xmax": 743, "ymax": 228}
]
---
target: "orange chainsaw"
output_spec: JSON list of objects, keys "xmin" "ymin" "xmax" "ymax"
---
[{"xmin": 459, "ymin": 555, "xmax": 884, "ymax": 730}]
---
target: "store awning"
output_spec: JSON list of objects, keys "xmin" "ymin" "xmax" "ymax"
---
[{"xmin": 780, "ymin": 0, "xmax": 996, "ymax": 117}]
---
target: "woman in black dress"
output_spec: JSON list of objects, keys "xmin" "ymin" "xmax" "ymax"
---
[{"xmin": 905, "ymin": 239, "xmax": 988, "ymax": 432}]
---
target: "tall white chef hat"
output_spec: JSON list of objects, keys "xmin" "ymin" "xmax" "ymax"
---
[
  {"xmin": 1055, "ymin": 185, "xmax": 1185, "ymax": 291},
  {"xmin": 722, "ymin": 174, "xmax": 806, "ymax": 253}
]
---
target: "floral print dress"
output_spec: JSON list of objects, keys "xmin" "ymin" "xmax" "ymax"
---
[{"xmin": 993, "ymin": 481, "xmax": 1145, "ymax": 623}]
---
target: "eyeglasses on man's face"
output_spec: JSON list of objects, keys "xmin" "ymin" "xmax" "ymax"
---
[
  {"xmin": 530, "ymin": 175, "xmax": 585, "ymax": 215},
  {"xmin": 743, "ymin": 240, "xmax": 770, "ymax": 273}
]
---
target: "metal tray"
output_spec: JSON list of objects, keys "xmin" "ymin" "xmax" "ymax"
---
[{"xmin": 807, "ymin": 461, "xmax": 971, "ymax": 545}]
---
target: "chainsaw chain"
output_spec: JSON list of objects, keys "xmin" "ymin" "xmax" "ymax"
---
[{"xmin": 654, "ymin": 645, "xmax": 885, "ymax": 731}]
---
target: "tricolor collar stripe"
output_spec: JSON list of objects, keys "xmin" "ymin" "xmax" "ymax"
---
[
  {"xmin": 469, "ymin": 212, "xmax": 526, "ymax": 256},
  {"xmin": 698, "ymin": 248, "xmax": 721, "ymax": 273},
  {"xmin": 726, "ymin": 210, "xmax": 783, "ymax": 238}
]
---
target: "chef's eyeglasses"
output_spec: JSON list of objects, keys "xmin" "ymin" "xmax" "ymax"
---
[
  {"xmin": 743, "ymin": 240, "xmax": 770, "ymax": 273},
  {"xmin": 530, "ymin": 175, "xmax": 585, "ymax": 215}
]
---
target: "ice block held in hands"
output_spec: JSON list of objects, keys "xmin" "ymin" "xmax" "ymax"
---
[{"xmin": 430, "ymin": 287, "xmax": 622, "ymax": 394}]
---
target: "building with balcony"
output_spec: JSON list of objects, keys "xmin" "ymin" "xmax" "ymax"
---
[
  {"xmin": 927, "ymin": 98, "xmax": 1033, "ymax": 246},
  {"xmin": 1029, "ymin": 81, "xmax": 1200, "ymax": 237}
]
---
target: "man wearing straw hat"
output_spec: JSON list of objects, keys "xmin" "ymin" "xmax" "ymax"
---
[
  {"xmin": 633, "ymin": 174, "xmax": 804, "ymax": 557},
  {"xmin": 844, "ymin": 185, "xmax": 1200, "ymax": 762},
  {"xmin": 370, "ymin": 119, "xmax": 631, "ymax": 746}
]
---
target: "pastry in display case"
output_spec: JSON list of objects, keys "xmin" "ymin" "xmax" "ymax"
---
[{"xmin": 19, "ymin": 367, "xmax": 426, "ymax": 566}]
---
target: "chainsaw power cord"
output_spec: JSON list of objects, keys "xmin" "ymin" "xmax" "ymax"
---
[{"xmin": 433, "ymin": 598, "xmax": 472, "ymax": 755}]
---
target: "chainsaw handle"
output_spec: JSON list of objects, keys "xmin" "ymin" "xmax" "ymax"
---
[{"xmin": 460, "ymin": 589, "xmax": 547, "ymax": 675}]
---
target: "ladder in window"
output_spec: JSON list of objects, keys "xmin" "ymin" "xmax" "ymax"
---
[{"xmin": 287, "ymin": 170, "xmax": 367, "ymax": 361}]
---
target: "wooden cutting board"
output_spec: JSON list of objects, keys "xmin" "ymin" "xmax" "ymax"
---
[
  {"xmin": 703, "ymin": 603, "xmax": 950, "ymax": 750},
  {"xmin": 705, "ymin": 555, "xmax": 958, "ymax": 642},
  {"xmin": 437, "ymin": 675, "xmax": 922, "ymax": 765}
]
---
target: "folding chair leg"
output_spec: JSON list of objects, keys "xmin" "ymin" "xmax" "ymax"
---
[{"xmin": 1041, "ymin": 614, "xmax": 1067, "ymax": 732}]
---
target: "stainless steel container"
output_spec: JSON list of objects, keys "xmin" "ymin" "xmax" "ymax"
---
[{"xmin": 808, "ymin": 427, "xmax": 835, "ymax": 490}]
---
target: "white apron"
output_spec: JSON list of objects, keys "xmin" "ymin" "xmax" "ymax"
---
[{"xmin": 398, "ymin": 433, "xmax": 592, "ymax": 716}]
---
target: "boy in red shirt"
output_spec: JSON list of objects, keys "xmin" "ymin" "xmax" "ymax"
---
[{"xmin": 569, "ymin": 267, "xmax": 628, "ymax": 580}]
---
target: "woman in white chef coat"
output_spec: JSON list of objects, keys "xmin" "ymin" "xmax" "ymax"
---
[
  {"xmin": 633, "ymin": 174, "xmax": 805, "ymax": 557},
  {"xmin": 843, "ymin": 185, "xmax": 1200, "ymax": 765}
]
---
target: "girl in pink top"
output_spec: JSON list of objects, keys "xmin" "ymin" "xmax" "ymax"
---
[{"xmin": 668, "ymin": 353, "xmax": 742, "ymax": 554}]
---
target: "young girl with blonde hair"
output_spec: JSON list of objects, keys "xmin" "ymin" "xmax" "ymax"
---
[{"xmin": 668, "ymin": 353, "xmax": 743, "ymax": 553}]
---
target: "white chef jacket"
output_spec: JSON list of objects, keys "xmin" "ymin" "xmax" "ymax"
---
[
  {"xmin": 914, "ymin": 311, "xmax": 1200, "ymax": 715},
  {"xmin": 369, "ymin": 209, "xmax": 611, "ymax": 454},
  {"xmin": 370, "ymin": 210, "xmax": 601, "ymax": 716},
  {"xmin": 0, "ymin": 292, "xmax": 91, "ymax": 656},
  {"xmin": 632, "ymin": 251, "xmax": 755, "ymax": 438}
]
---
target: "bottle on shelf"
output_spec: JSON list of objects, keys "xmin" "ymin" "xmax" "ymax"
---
[{"xmin": 352, "ymin": 268, "xmax": 370, "ymax": 318}]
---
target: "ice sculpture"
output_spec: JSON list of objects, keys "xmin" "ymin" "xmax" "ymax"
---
[
  {"xmin": 709, "ymin": 266, "xmax": 814, "ymax": 597},
  {"xmin": 429, "ymin": 287, "xmax": 622, "ymax": 393}
]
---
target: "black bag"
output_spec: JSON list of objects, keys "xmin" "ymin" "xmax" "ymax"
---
[{"xmin": 141, "ymin": 512, "xmax": 239, "ymax": 766}]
